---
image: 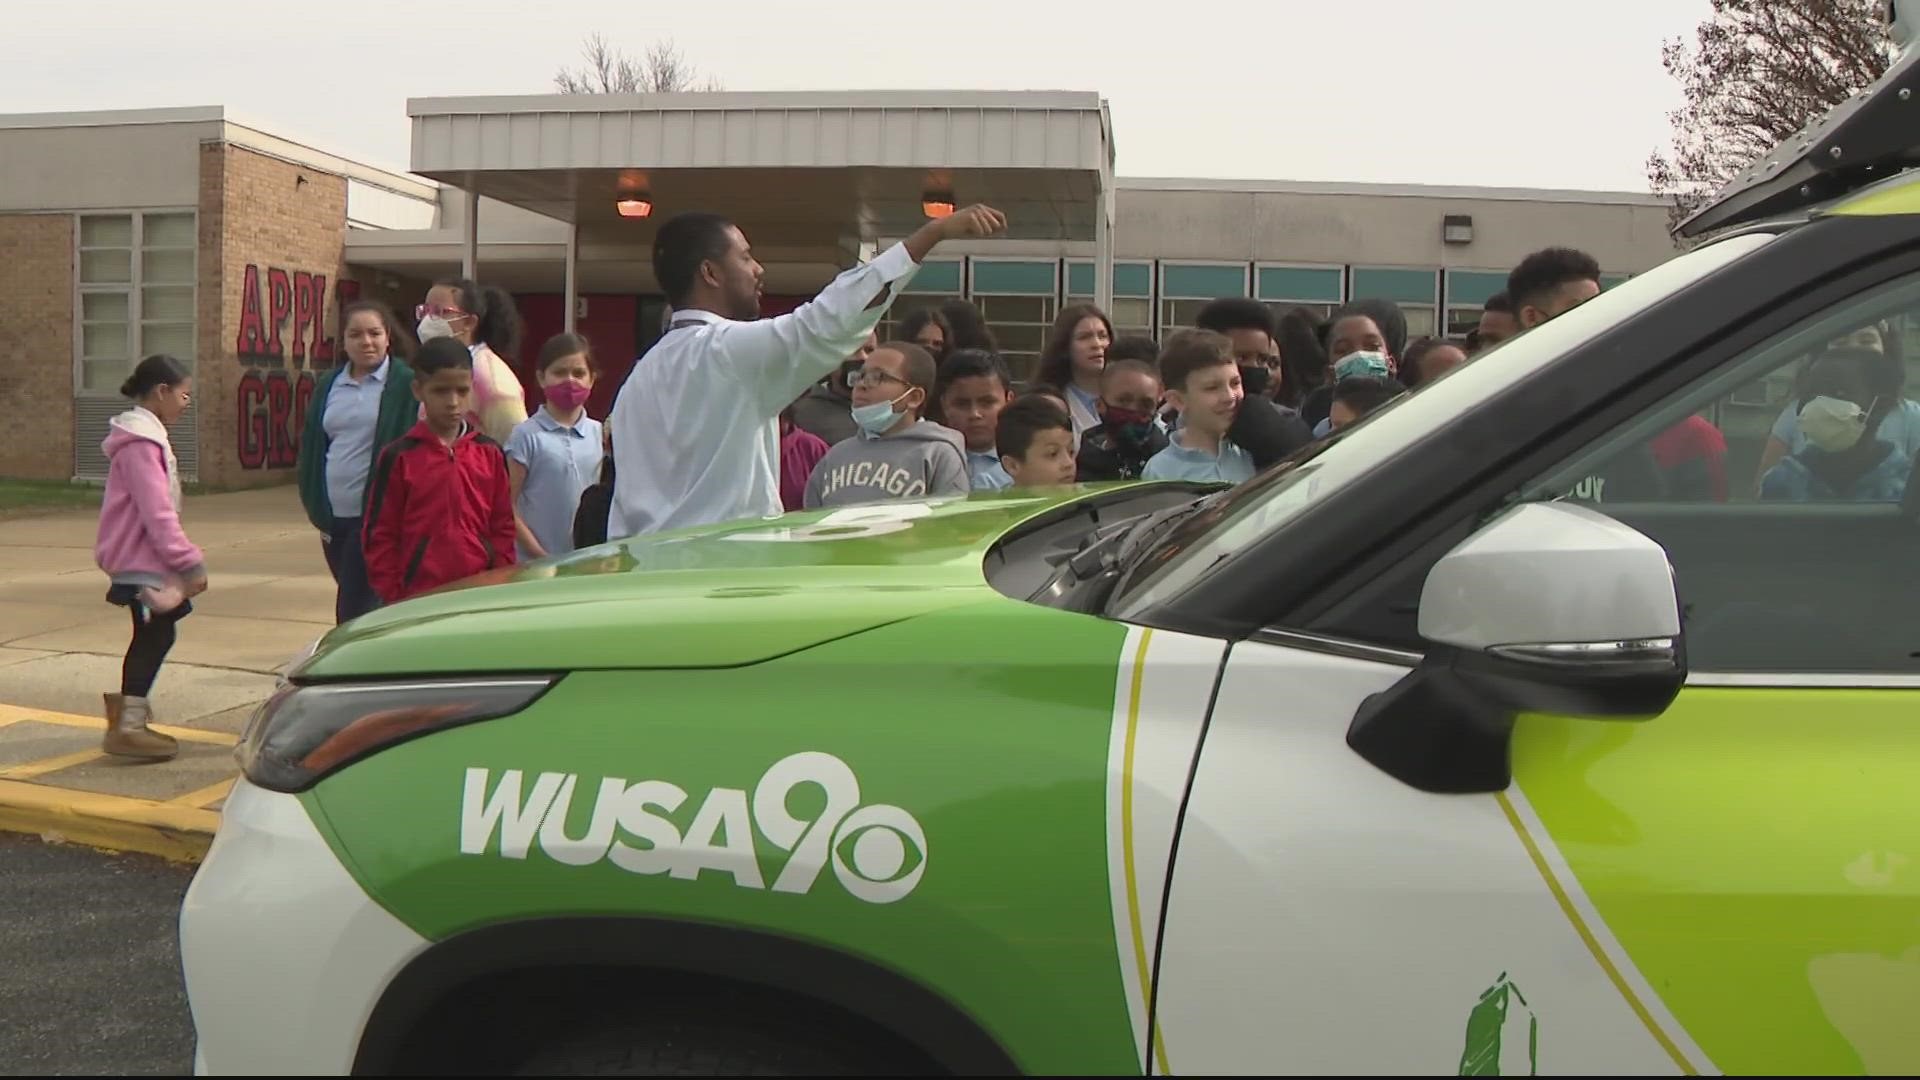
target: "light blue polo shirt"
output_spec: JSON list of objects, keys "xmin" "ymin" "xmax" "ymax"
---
[
  {"xmin": 506, "ymin": 408, "xmax": 605, "ymax": 561},
  {"xmin": 1142, "ymin": 434, "xmax": 1257, "ymax": 484},
  {"xmin": 968, "ymin": 450, "xmax": 1013, "ymax": 491},
  {"xmin": 322, "ymin": 357, "xmax": 389, "ymax": 519}
]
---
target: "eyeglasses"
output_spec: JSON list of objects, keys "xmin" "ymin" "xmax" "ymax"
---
[
  {"xmin": 414, "ymin": 303, "xmax": 470, "ymax": 321},
  {"xmin": 849, "ymin": 369, "xmax": 910, "ymax": 390}
]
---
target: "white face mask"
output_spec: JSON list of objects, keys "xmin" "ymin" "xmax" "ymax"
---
[
  {"xmin": 416, "ymin": 315, "xmax": 454, "ymax": 343},
  {"xmin": 1799, "ymin": 395, "xmax": 1871, "ymax": 453}
]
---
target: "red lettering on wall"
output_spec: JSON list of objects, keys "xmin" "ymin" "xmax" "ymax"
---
[
  {"xmin": 235, "ymin": 265, "xmax": 265, "ymax": 359},
  {"xmin": 237, "ymin": 371, "xmax": 268, "ymax": 469},
  {"xmin": 291, "ymin": 271, "xmax": 314, "ymax": 364},
  {"xmin": 307, "ymin": 274, "xmax": 333, "ymax": 364},
  {"xmin": 237, "ymin": 261, "xmax": 341, "ymax": 368},
  {"xmin": 266, "ymin": 371, "xmax": 295, "ymax": 468},
  {"xmin": 266, "ymin": 269, "xmax": 292, "ymax": 359},
  {"xmin": 234, "ymin": 261, "xmax": 334, "ymax": 469},
  {"xmin": 235, "ymin": 368, "xmax": 315, "ymax": 471}
]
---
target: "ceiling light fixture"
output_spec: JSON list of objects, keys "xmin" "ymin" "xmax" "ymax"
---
[
  {"xmin": 617, "ymin": 197, "xmax": 653, "ymax": 219},
  {"xmin": 922, "ymin": 193, "xmax": 955, "ymax": 219}
]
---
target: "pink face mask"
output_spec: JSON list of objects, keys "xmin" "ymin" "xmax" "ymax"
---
[{"xmin": 545, "ymin": 380, "xmax": 591, "ymax": 413}]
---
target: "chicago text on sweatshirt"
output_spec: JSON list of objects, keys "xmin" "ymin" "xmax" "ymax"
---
[{"xmin": 802, "ymin": 421, "xmax": 970, "ymax": 509}]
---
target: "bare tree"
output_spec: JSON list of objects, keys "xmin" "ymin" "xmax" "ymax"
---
[
  {"xmin": 554, "ymin": 33, "xmax": 723, "ymax": 94},
  {"xmin": 1648, "ymin": 0, "xmax": 1894, "ymax": 227}
]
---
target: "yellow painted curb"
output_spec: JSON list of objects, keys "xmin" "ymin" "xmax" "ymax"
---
[
  {"xmin": 0, "ymin": 703, "xmax": 240, "ymax": 745},
  {"xmin": 0, "ymin": 702, "xmax": 246, "ymax": 862},
  {"xmin": 0, "ymin": 778, "xmax": 218, "ymax": 863}
]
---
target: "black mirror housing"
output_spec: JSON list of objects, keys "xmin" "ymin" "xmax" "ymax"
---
[{"xmin": 1347, "ymin": 641, "xmax": 1687, "ymax": 795}]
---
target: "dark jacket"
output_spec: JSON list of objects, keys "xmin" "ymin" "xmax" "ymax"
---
[
  {"xmin": 1299, "ymin": 385, "xmax": 1334, "ymax": 431},
  {"xmin": 1076, "ymin": 421, "xmax": 1171, "ymax": 482},
  {"xmin": 572, "ymin": 454, "xmax": 616, "ymax": 550},
  {"xmin": 297, "ymin": 358, "xmax": 419, "ymax": 532},
  {"xmin": 362, "ymin": 420, "xmax": 516, "ymax": 603},
  {"xmin": 789, "ymin": 383, "xmax": 859, "ymax": 446},
  {"xmin": 1228, "ymin": 398, "xmax": 1316, "ymax": 470}
]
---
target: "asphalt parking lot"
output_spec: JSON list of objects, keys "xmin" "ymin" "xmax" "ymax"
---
[{"xmin": 0, "ymin": 834, "xmax": 196, "ymax": 1076}]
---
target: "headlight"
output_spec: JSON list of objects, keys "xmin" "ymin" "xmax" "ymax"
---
[{"xmin": 235, "ymin": 676, "xmax": 557, "ymax": 792}]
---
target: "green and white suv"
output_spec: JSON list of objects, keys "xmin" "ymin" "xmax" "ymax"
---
[{"xmin": 182, "ymin": 19, "xmax": 1920, "ymax": 1075}]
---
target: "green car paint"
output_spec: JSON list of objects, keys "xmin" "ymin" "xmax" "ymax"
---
[
  {"xmin": 300, "ymin": 587, "xmax": 1145, "ymax": 1075},
  {"xmin": 1457, "ymin": 973, "xmax": 1538, "ymax": 1076},
  {"xmin": 297, "ymin": 489, "xmax": 1118, "ymax": 680},
  {"xmin": 1512, "ymin": 687, "xmax": 1920, "ymax": 1076}
]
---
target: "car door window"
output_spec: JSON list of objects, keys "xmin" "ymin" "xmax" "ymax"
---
[{"xmin": 1510, "ymin": 274, "xmax": 1920, "ymax": 676}]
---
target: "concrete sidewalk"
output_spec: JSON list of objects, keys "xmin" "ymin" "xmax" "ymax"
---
[{"xmin": 0, "ymin": 484, "xmax": 331, "ymax": 861}]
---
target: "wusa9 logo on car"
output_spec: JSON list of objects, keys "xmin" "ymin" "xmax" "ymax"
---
[{"xmin": 458, "ymin": 751, "xmax": 928, "ymax": 904}]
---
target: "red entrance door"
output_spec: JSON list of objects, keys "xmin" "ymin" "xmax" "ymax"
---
[{"xmin": 511, "ymin": 294, "xmax": 640, "ymax": 420}]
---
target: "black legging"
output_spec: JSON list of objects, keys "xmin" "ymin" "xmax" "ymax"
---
[{"xmin": 123, "ymin": 603, "xmax": 187, "ymax": 698}]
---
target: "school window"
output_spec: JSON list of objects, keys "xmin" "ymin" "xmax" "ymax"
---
[
  {"xmin": 77, "ymin": 211, "xmax": 196, "ymax": 395},
  {"xmin": 1065, "ymin": 260, "xmax": 1154, "ymax": 340},
  {"xmin": 968, "ymin": 259, "xmax": 1058, "ymax": 380},
  {"xmin": 1351, "ymin": 266, "xmax": 1440, "ymax": 340},
  {"xmin": 1256, "ymin": 265, "xmax": 1344, "ymax": 327},
  {"xmin": 1442, "ymin": 269, "xmax": 1509, "ymax": 339},
  {"xmin": 1160, "ymin": 263, "xmax": 1250, "ymax": 336},
  {"xmin": 879, "ymin": 259, "xmax": 963, "ymax": 343}
]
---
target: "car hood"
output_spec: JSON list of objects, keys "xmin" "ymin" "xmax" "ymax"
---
[{"xmin": 296, "ymin": 489, "xmax": 1103, "ymax": 678}]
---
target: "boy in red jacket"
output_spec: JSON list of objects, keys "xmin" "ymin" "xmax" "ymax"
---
[{"xmin": 363, "ymin": 338, "xmax": 517, "ymax": 603}]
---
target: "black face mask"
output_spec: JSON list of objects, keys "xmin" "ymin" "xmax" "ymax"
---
[{"xmin": 1239, "ymin": 364, "xmax": 1273, "ymax": 398}]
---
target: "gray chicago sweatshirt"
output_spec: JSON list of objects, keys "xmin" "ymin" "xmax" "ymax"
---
[{"xmin": 802, "ymin": 420, "xmax": 971, "ymax": 509}]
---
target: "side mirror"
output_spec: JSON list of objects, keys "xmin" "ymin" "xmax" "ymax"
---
[{"xmin": 1346, "ymin": 501, "xmax": 1685, "ymax": 794}]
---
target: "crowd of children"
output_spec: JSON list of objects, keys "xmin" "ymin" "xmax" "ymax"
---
[{"xmin": 109, "ymin": 227, "xmax": 1896, "ymax": 762}]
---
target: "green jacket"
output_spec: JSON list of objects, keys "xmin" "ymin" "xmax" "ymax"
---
[{"xmin": 296, "ymin": 357, "xmax": 418, "ymax": 532}]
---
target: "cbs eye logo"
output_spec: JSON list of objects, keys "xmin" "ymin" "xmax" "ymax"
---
[
  {"xmin": 751, "ymin": 751, "xmax": 930, "ymax": 905},
  {"xmin": 829, "ymin": 803, "xmax": 929, "ymax": 904}
]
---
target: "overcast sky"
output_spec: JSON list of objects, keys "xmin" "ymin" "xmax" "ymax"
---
[{"xmin": 8, "ymin": 0, "xmax": 1709, "ymax": 192}]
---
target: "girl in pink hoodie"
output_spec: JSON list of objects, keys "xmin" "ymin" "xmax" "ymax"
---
[{"xmin": 94, "ymin": 354, "xmax": 206, "ymax": 761}]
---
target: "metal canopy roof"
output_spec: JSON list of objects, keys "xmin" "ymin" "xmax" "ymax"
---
[{"xmin": 405, "ymin": 90, "xmax": 1115, "ymax": 248}]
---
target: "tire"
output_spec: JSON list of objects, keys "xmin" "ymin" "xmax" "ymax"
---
[{"xmin": 509, "ymin": 1009, "xmax": 879, "ymax": 1077}]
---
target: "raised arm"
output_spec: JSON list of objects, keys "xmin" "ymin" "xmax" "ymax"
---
[{"xmin": 716, "ymin": 205, "xmax": 1008, "ymax": 417}]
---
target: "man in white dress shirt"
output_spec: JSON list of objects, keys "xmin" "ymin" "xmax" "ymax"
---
[{"xmin": 607, "ymin": 204, "xmax": 1007, "ymax": 538}]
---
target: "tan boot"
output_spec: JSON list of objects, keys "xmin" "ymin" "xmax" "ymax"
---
[{"xmin": 103, "ymin": 693, "xmax": 178, "ymax": 761}]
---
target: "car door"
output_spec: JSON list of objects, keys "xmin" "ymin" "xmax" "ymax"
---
[{"xmin": 1148, "ymin": 262, "xmax": 1920, "ymax": 1075}]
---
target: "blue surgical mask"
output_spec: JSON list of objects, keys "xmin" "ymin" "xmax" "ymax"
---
[
  {"xmin": 1334, "ymin": 351, "xmax": 1393, "ymax": 382},
  {"xmin": 851, "ymin": 395, "xmax": 908, "ymax": 436}
]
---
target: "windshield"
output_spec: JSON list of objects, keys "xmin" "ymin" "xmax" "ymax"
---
[{"xmin": 1108, "ymin": 229, "xmax": 1780, "ymax": 618}]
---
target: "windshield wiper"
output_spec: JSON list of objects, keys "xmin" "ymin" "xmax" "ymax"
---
[
  {"xmin": 1055, "ymin": 518, "xmax": 1138, "ymax": 576},
  {"xmin": 1036, "ymin": 493, "xmax": 1213, "ymax": 585},
  {"xmin": 1108, "ymin": 490, "xmax": 1226, "ymax": 575}
]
